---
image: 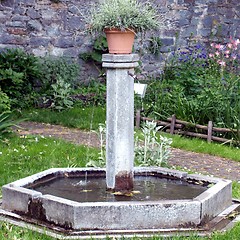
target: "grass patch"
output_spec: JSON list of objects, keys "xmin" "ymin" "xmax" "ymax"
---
[
  {"xmin": 0, "ymin": 134, "xmax": 240, "ymax": 239},
  {"xmin": 19, "ymin": 106, "xmax": 106, "ymax": 130},
  {"xmin": 18, "ymin": 106, "xmax": 239, "ymax": 162},
  {"xmin": 0, "ymin": 135, "xmax": 99, "ymax": 188},
  {"xmin": 168, "ymin": 134, "xmax": 240, "ymax": 162}
]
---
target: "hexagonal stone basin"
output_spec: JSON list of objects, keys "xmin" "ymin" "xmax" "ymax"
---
[
  {"xmin": 27, "ymin": 175, "xmax": 208, "ymax": 202},
  {"xmin": 2, "ymin": 167, "xmax": 232, "ymax": 231}
]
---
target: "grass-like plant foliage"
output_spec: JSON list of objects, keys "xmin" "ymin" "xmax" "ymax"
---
[{"xmin": 88, "ymin": 0, "xmax": 160, "ymax": 33}]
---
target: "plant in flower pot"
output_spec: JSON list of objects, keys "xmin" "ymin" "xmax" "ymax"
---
[{"xmin": 88, "ymin": 0, "xmax": 160, "ymax": 54}]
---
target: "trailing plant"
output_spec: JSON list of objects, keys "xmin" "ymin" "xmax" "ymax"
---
[
  {"xmin": 135, "ymin": 121, "xmax": 172, "ymax": 167},
  {"xmin": 148, "ymin": 36, "xmax": 163, "ymax": 55},
  {"xmin": 87, "ymin": 0, "xmax": 160, "ymax": 33}
]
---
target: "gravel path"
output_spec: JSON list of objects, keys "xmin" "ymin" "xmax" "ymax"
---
[{"xmin": 18, "ymin": 121, "xmax": 240, "ymax": 181}]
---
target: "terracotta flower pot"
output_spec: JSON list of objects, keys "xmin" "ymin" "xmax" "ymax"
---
[{"xmin": 104, "ymin": 28, "xmax": 135, "ymax": 54}]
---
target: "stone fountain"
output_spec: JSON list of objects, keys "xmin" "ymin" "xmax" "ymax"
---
[{"xmin": 0, "ymin": 54, "xmax": 239, "ymax": 239}]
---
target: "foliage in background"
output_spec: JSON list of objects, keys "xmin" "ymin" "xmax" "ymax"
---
[
  {"xmin": 142, "ymin": 38, "xmax": 240, "ymax": 143},
  {"xmin": 0, "ymin": 112, "xmax": 23, "ymax": 140},
  {"xmin": 80, "ymin": 35, "xmax": 108, "ymax": 64},
  {"xmin": 73, "ymin": 79, "xmax": 106, "ymax": 107},
  {"xmin": 39, "ymin": 56, "xmax": 80, "ymax": 93},
  {"xmin": 0, "ymin": 48, "xmax": 41, "ymax": 108},
  {"xmin": 0, "ymin": 88, "xmax": 10, "ymax": 112},
  {"xmin": 37, "ymin": 56, "xmax": 79, "ymax": 110},
  {"xmin": 0, "ymin": 49, "xmax": 80, "ymax": 111}
]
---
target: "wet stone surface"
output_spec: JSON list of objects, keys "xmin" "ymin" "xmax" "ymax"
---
[{"xmin": 27, "ymin": 175, "xmax": 208, "ymax": 202}]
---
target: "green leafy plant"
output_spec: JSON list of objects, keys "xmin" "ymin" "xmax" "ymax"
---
[
  {"xmin": 135, "ymin": 121, "xmax": 172, "ymax": 166},
  {"xmin": 80, "ymin": 35, "xmax": 108, "ymax": 63},
  {"xmin": 39, "ymin": 56, "xmax": 80, "ymax": 93},
  {"xmin": 87, "ymin": 0, "xmax": 160, "ymax": 33},
  {"xmin": 0, "ymin": 48, "xmax": 41, "ymax": 108},
  {"xmin": 86, "ymin": 123, "xmax": 106, "ymax": 167},
  {"xmin": 73, "ymin": 79, "xmax": 106, "ymax": 107},
  {"xmin": 49, "ymin": 77, "xmax": 74, "ymax": 111},
  {"xmin": 0, "ymin": 88, "xmax": 11, "ymax": 112},
  {"xmin": 86, "ymin": 121, "xmax": 172, "ymax": 167},
  {"xmin": 0, "ymin": 112, "xmax": 23, "ymax": 139}
]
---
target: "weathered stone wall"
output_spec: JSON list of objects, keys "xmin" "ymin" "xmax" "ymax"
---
[{"xmin": 0, "ymin": 0, "xmax": 239, "ymax": 79}]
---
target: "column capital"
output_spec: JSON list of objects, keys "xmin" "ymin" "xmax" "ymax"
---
[{"xmin": 102, "ymin": 54, "xmax": 139, "ymax": 69}]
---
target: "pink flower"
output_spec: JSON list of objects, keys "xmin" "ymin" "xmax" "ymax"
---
[
  {"xmin": 215, "ymin": 51, "xmax": 220, "ymax": 56},
  {"xmin": 225, "ymin": 50, "xmax": 230, "ymax": 54},
  {"xmin": 234, "ymin": 39, "xmax": 240, "ymax": 46},
  {"xmin": 217, "ymin": 60, "xmax": 226, "ymax": 66},
  {"xmin": 215, "ymin": 44, "xmax": 224, "ymax": 50},
  {"xmin": 227, "ymin": 43, "xmax": 232, "ymax": 49},
  {"xmin": 209, "ymin": 53, "xmax": 214, "ymax": 58}
]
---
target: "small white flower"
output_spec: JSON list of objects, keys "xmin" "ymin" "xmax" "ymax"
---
[{"xmin": 0, "ymin": 152, "xmax": 2, "ymax": 155}]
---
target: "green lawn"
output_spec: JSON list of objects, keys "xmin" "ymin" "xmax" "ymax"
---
[
  {"xmin": 20, "ymin": 106, "xmax": 106, "ymax": 130},
  {"xmin": 1, "ymin": 106, "xmax": 239, "ymax": 239}
]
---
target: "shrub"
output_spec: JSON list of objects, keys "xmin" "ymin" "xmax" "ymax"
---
[
  {"xmin": 0, "ymin": 88, "xmax": 11, "ymax": 112},
  {"xmin": 0, "ymin": 48, "xmax": 41, "ymax": 108},
  {"xmin": 49, "ymin": 77, "xmax": 74, "ymax": 111},
  {"xmin": 135, "ymin": 121, "xmax": 172, "ymax": 167},
  {"xmin": 72, "ymin": 79, "xmax": 106, "ymax": 107},
  {"xmin": 39, "ymin": 56, "xmax": 80, "ymax": 93},
  {"xmin": 142, "ymin": 38, "xmax": 240, "ymax": 135}
]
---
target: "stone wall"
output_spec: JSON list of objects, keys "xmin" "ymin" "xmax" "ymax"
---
[{"xmin": 0, "ymin": 0, "xmax": 239, "ymax": 80}]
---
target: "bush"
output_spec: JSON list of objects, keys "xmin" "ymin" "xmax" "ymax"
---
[
  {"xmin": 0, "ymin": 88, "xmax": 11, "ymax": 112},
  {"xmin": 39, "ymin": 56, "xmax": 80, "ymax": 94},
  {"xmin": 142, "ymin": 39, "xmax": 240, "ymax": 133},
  {"xmin": 0, "ymin": 48, "xmax": 41, "ymax": 108}
]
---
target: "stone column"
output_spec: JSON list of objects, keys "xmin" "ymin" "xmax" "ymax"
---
[{"xmin": 102, "ymin": 54, "xmax": 139, "ymax": 191}]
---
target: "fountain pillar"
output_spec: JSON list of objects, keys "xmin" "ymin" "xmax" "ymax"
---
[{"xmin": 102, "ymin": 54, "xmax": 139, "ymax": 191}]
